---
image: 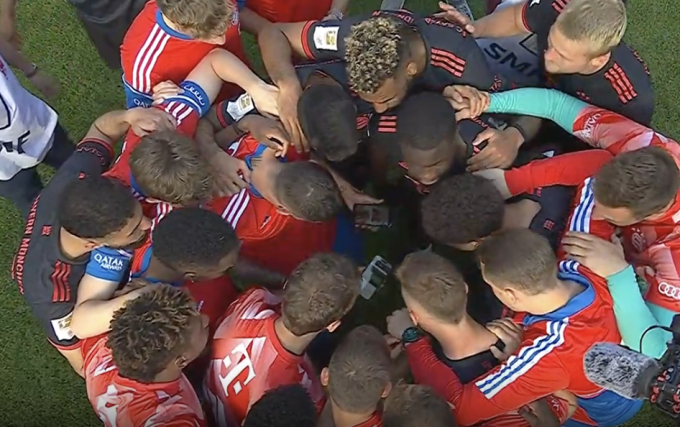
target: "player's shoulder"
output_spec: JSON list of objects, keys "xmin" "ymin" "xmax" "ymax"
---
[
  {"xmin": 607, "ymin": 43, "xmax": 652, "ymax": 90},
  {"xmin": 122, "ymin": 1, "xmax": 160, "ymax": 47}
]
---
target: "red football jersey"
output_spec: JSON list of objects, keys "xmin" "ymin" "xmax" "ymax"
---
[
  {"xmin": 121, "ymin": 0, "xmax": 247, "ymax": 107},
  {"xmin": 82, "ymin": 335, "xmax": 206, "ymax": 427},
  {"xmin": 207, "ymin": 135, "xmax": 337, "ymax": 277},
  {"xmin": 130, "ymin": 240, "xmax": 239, "ymax": 330},
  {"xmin": 246, "ymin": 0, "xmax": 332, "ymax": 23},
  {"xmin": 105, "ymin": 98, "xmax": 200, "ymax": 230},
  {"xmin": 204, "ymin": 288, "xmax": 325, "ymax": 427}
]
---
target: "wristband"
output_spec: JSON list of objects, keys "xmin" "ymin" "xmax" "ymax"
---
[
  {"xmin": 24, "ymin": 63, "xmax": 38, "ymax": 79},
  {"xmin": 509, "ymin": 122, "xmax": 529, "ymax": 144}
]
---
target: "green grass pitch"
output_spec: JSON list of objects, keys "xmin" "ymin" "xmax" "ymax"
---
[{"xmin": 0, "ymin": 0, "xmax": 677, "ymax": 425}]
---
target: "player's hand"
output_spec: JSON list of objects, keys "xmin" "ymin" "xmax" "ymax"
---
[
  {"xmin": 472, "ymin": 168, "xmax": 512, "ymax": 199},
  {"xmin": 519, "ymin": 399, "xmax": 562, "ymax": 427},
  {"xmin": 277, "ymin": 82, "xmax": 308, "ymax": 153},
  {"xmin": 151, "ymin": 80, "xmax": 182, "ymax": 105},
  {"xmin": 486, "ymin": 318, "xmax": 523, "ymax": 362},
  {"xmin": 210, "ymin": 151, "xmax": 251, "ymax": 197},
  {"xmin": 433, "ymin": 1, "xmax": 475, "ymax": 33},
  {"xmin": 241, "ymin": 115, "xmax": 290, "ymax": 157},
  {"xmin": 126, "ymin": 107, "xmax": 177, "ymax": 136},
  {"xmin": 250, "ymin": 83, "xmax": 280, "ymax": 118},
  {"xmin": 384, "ymin": 334, "xmax": 403, "ymax": 359},
  {"xmin": 466, "ymin": 128, "xmax": 523, "ymax": 172},
  {"xmin": 0, "ymin": 14, "xmax": 21, "ymax": 50},
  {"xmin": 443, "ymin": 85, "xmax": 489, "ymax": 120},
  {"xmin": 386, "ymin": 308, "xmax": 415, "ymax": 341},
  {"xmin": 562, "ymin": 232, "xmax": 629, "ymax": 278},
  {"xmin": 29, "ymin": 70, "xmax": 60, "ymax": 99}
]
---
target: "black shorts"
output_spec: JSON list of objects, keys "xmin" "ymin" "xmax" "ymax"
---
[{"xmin": 76, "ymin": 0, "xmax": 146, "ymax": 69}]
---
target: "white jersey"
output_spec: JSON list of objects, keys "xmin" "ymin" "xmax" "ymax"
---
[
  {"xmin": 476, "ymin": 0, "xmax": 541, "ymax": 87},
  {"xmin": 0, "ymin": 55, "xmax": 57, "ymax": 180}
]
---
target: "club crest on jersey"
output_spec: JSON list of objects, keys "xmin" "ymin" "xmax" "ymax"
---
[
  {"xmin": 313, "ymin": 27, "xmax": 339, "ymax": 51},
  {"xmin": 630, "ymin": 228, "xmax": 646, "ymax": 252}
]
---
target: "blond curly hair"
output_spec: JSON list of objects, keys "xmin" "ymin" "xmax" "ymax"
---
[{"xmin": 345, "ymin": 17, "xmax": 407, "ymax": 94}]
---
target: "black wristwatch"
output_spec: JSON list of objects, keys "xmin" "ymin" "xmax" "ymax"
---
[{"xmin": 401, "ymin": 327, "xmax": 423, "ymax": 344}]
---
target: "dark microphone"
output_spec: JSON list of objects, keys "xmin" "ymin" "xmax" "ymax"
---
[{"xmin": 584, "ymin": 342, "xmax": 660, "ymax": 400}]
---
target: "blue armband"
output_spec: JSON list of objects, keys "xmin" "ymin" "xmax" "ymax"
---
[
  {"xmin": 123, "ymin": 77, "xmax": 153, "ymax": 109},
  {"xmin": 85, "ymin": 247, "xmax": 132, "ymax": 283},
  {"xmin": 166, "ymin": 80, "xmax": 211, "ymax": 117}
]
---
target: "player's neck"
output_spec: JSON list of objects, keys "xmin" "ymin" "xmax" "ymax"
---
[
  {"xmin": 250, "ymin": 153, "xmax": 283, "ymax": 203},
  {"xmin": 159, "ymin": 13, "xmax": 190, "ymax": 38},
  {"xmin": 330, "ymin": 397, "xmax": 376, "ymax": 427},
  {"xmin": 431, "ymin": 315, "xmax": 498, "ymax": 360},
  {"xmin": 273, "ymin": 316, "xmax": 316, "ymax": 356},
  {"xmin": 503, "ymin": 199, "xmax": 541, "ymax": 230},
  {"xmin": 144, "ymin": 255, "xmax": 185, "ymax": 283},
  {"xmin": 525, "ymin": 279, "xmax": 586, "ymax": 315},
  {"xmin": 59, "ymin": 228, "xmax": 93, "ymax": 260},
  {"xmin": 151, "ymin": 366, "xmax": 183, "ymax": 383}
]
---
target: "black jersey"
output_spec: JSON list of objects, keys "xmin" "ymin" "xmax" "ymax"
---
[
  {"xmin": 11, "ymin": 138, "xmax": 116, "ymax": 350},
  {"xmin": 299, "ymin": 10, "xmax": 509, "ymax": 92},
  {"xmin": 431, "ymin": 338, "xmax": 505, "ymax": 385},
  {"xmin": 522, "ymin": 0, "xmax": 653, "ymax": 125},
  {"xmin": 370, "ymin": 109, "xmax": 573, "ymax": 248}
]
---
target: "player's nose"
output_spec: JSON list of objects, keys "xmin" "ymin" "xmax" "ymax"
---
[{"xmin": 373, "ymin": 102, "xmax": 388, "ymax": 113}]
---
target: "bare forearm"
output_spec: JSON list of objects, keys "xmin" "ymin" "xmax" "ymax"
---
[
  {"xmin": 240, "ymin": 7, "xmax": 272, "ymax": 36},
  {"xmin": 1, "ymin": 0, "xmax": 17, "ymax": 18},
  {"xmin": 86, "ymin": 109, "xmax": 135, "ymax": 142},
  {"xmin": 258, "ymin": 26, "xmax": 300, "ymax": 87},
  {"xmin": 472, "ymin": 3, "xmax": 527, "ymax": 39},
  {"xmin": 0, "ymin": 36, "xmax": 32, "ymax": 73},
  {"xmin": 210, "ymin": 49, "xmax": 266, "ymax": 93},
  {"xmin": 511, "ymin": 116, "xmax": 542, "ymax": 146},
  {"xmin": 329, "ymin": 0, "xmax": 350, "ymax": 13},
  {"xmin": 71, "ymin": 293, "xmax": 141, "ymax": 338},
  {"xmin": 233, "ymin": 257, "xmax": 286, "ymax": 288}
]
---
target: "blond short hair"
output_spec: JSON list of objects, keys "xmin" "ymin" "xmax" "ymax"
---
[
  {"xmin": 129, "ymin": 130, "xmax": 213, "ymax": 206},
  {"xmin": 156, "ymin": 0, "xmax": 234, "ymax": 40},
  {"xmin": 345, "ymin": 17, "xmax": 408, "ymax": 94},
  {"xmin": 555, "ymin": 0, "xmax": 627, "ymax": 56}
]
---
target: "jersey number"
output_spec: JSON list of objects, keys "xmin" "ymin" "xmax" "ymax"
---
[{"xmin": 0, "ymin": 130, "xmax": 29, "ymax": 154}]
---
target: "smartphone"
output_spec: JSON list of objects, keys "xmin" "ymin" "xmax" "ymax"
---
[
  {"xmin": 361, "ymin": 256, "xmax": 392, "ymax": 299},
  {"xmin": 354, "ymin": 204, "xmax": 392, "ymax": 228}
]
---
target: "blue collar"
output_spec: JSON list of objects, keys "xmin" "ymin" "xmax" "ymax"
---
[
  {"xmin": 156, "ymin": 10, "xmax": 193, "ymax": 40},
  {"xmin": 523, "ymin": 271, "xmax": 595, "ymax": 325},
  {"xmin": 131, "ymin": 246, "xmax": 183, "ymax": 287},
  {"xmin": 244, "ymin": 144, "xmax": 287, "ymax": 198},
  {"xmin": 129, "ymin": 173, "xmax": 146, "ymax": 198}
]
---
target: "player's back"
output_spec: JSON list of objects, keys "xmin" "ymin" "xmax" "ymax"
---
[
  {"xmin": 121, "ymin": 0, "xmax": 246, "ymax": 108},
  {"xmin": 82, "ymin": 335, "xmax": 206, "ymax": 427},
  {"xmin": 246, "ymin": 0, "xmax": 332, "ymax": 23},
  {"xmin": 204, "ymin": 288, "xmax": 324, "ymax": 427},
  {"xmin": 208, "ymin": 135, "xmax": 337, "ymax": 277}
]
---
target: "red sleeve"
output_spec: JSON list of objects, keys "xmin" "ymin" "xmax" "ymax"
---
[
  {"xmin": 505, "ymin": 149, "xmax": 613, "ymax": 197},
  {"xmin": 159, "ymin": 415, "xmax": 205, "ymax": 427},
  {"xmin": 405, "ymin": 334, "xmax": 570, "ymax": 426}
]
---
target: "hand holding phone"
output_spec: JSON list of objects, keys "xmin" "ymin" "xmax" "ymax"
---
[{"xmin": 354, "ymin": 203, "xmax": 392, "ymax": 228}]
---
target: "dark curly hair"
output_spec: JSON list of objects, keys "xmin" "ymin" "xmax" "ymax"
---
[
  {"xmin": 394, "ymin": 92, "xmax": 457, "ymax": 151},
  {"xmin": 152, "ymin": 207, "xmax": 239, "ymax": 271},
  {"xmin": 275, "ymin": 162, "xmax": 344, "ymax": 222},
  {"xmin": 243, "ymin": 384, "xmax": 318, "ymax": 427},
  {"xmin": 420, "ymin": 173, "xmax": 504, "ymax": 245},
  {"xmin": 58, "ymin": 175, "xmax": 137, "ymax": 239},
  {"xmin": 107, "ymin": 282, "xmax": 198, "ymax": 382}
]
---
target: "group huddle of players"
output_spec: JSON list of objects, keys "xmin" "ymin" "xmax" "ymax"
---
[{"xmin": 13, "ymin": 0, "xmax": 680, "ymax": 426}]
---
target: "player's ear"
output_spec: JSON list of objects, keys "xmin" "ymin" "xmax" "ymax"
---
[
  {"xmin": 275, "ymin": 204, "xmax": 291, "ymax": 216},
  {"xmin": 320, "ymin": 367, "xmax": 330, "ymax": 387},
  {"xmin": 382, "ymin": 381, "xmax": 393, "ymax": 398},
  {"xmin": 84, "ymin": 240, "xmax": 102, "ymax": 250},
  {"xmin": 327, "ymin": 320, "xmax": 342, "ymax": 333},
  {"xmin": 589, "ymin": 53, "xmax": 610, "ymax": 71},
  {"xmin": 176, "ymin": 355, "xmax": 188, "ymax": 369},
  {"xmin": 405, "ymin": 61, "xmax": 419, "ymax": 78},
  {"xmin": 184, "ymin": 271, "xmax": 197, "ymax": 281}
]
